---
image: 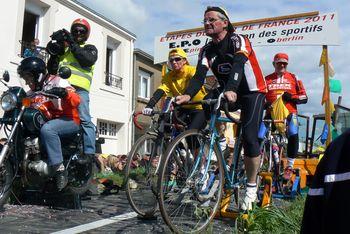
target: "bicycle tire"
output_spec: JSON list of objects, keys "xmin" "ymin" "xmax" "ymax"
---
[
  {"xmin": 125, "ymin": 133, "xmax": 161, "ymax": 218},
  {"xmin": 158, "ymin": 129, "xmax": 224, "ymax": 233}
]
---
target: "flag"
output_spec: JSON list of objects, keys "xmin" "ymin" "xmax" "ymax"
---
[
  {"xmin": 329, "ymin": 78, "xmax": 342, "ymax": 93},
  {"xmin": 319, "ymin": 49, "xmax": 327, "ymax": 67},
  {"xmin": 321, "ymin": 83, "xmax": 329, "ymax": 105},
  {"xmin": 328, "ymin": 59, "xmax": 335, "ymax": 77},
  {"xmin": 320, "ymin": 123, "xmax": 328, "ymax": 145},
  {"xmin": 329, "ymin": 99, "xmax": 335, "ymax": 114},
  {"xmin": 161, "ymin": 63, "xmax": 168, "ymax": 78}
]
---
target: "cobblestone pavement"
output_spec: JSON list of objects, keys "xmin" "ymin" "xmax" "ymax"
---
[{"xmin": 0, "ymin": 191, "xmax": 235, "ymax": 233}]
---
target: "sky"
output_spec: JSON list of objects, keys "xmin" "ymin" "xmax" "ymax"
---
[{"xmin": 76, "ymin": 0, "xmax": 350, "ymax": 118}]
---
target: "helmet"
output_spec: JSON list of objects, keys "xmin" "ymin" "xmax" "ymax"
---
[
  {"xmin": 17, "ymin": 57, "xmax": 46, "ymax": 80},
  {"xmin": 71, "ymin": 18, "xmax": 91, "ymax": 41}
]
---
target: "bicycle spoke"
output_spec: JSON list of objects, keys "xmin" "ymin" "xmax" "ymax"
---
[{"xmin": 159, "ymin": 130, "xmax": 223, "ymax": 233}]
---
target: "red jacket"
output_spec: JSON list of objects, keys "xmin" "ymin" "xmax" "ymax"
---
[
  {"xmin": 265, "ymin": 72, "xmax": 307, "ymax": 113},
  {"xmin": 30, "ymin": 75, "xmax": 81, "ymax": 124}
]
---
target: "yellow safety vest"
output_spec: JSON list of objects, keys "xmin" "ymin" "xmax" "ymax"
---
[{"xmin": 59, "ymin": 44, "xmax": 94, "ymax": 91}]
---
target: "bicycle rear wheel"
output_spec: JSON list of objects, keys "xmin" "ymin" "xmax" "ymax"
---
[
  {"xmin": 125, "ymin": 133, "xmax": 161, "ymax": 218},
  {"xmin": 158, "ymin": 129, "xmax": 223, "ymax": 233}
]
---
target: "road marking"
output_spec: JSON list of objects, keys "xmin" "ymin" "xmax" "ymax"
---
[{"xmin": 51, "ymin": 211, "xmax": 137, "ymax": 234}]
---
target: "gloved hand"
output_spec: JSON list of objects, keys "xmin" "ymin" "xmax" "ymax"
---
[
  {"xmin": 46, "ymin": 87, "xmax": 68, "ymax": 98},
  {"xmin": 142, "ymin": 107, "xmax": 153, "ymax": 116},
  {"xmin": 282, "ymin": 92, "xmax": 293, "ymax": 102}
]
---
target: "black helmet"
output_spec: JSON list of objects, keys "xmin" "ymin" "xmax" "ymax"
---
[{"xmin": 17, "ymin": 57, "xmax": 46, "ymax": 80}]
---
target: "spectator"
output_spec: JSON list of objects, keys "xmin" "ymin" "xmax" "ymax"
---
[
  {"xmin": 301, "ymin": 129, "xmax": 350, "ymax": 233},
  {"xmin": 23, "ymin": 38, "xmax": 40, "ymax": 58}
]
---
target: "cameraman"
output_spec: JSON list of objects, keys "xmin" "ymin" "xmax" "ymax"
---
[{"xmin": 47, "ymin": 18, "xmax": 98, "ymax": 163}]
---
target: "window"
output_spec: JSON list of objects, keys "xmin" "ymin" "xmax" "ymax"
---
[
  {"xmin": 105, "ymin": 37, "xmax": 123, "ymax": 90},
  {"xmin": 98, "ymin": 120, "xmax": 121, "ymax": 137},
  {"xmin": 20, "ymin": 1, "xmax": 49, "ymax": 62},
  {"xmin": 22, "ymin": 10, "xmax": 39, "ymax": 43},
  {"xmin": 138, "ymin": 69, "xmax": 151, "ymax": 99},
  {"xmin": 99, "ymin": 121, "xmax": 108, "ymax": 136}
]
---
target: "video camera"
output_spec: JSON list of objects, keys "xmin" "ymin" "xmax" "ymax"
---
[{"xmin": 46, "ymin": 29, "xmax": 71, "ymax": 56}]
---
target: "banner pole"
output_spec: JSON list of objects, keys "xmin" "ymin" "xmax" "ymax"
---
[{"xmin": 322, "ymin": 45, "xmax": 332, "ymax": 146}]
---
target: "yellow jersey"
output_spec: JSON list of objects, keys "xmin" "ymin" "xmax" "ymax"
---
[{"xmin": 158, "ymin": 65, "xmax": 207, "ymax": 110}]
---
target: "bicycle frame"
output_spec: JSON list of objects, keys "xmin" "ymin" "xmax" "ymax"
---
[
  {"xmin": 132, "ymin": 99, "xmax": 180, "ymax": 176},
  {"xmin": 188, "ymin": 95, "xmax": 243, "ymax": 189}
]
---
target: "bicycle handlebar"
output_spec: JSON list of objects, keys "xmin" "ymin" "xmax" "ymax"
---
[{"xmin": 177, "ymin": 96, "xmax": 241, "ymax": 124}]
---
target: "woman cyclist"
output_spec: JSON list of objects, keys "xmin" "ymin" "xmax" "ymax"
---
[{"xmin": 142, "ymin": 48, "xmax": 207, "ymax": 130}]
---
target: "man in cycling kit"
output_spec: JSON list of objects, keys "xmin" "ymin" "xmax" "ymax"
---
[
  {"xmin": 143, "ymin": 48, "xmax": 207, "ymax": 130},
  {"xmin": 176, "ymin": 6, "xmax": 266, "ymax": 211},
  {"xmin": 259, "ymin": 53, "xmax": 308, "ymax": 179}
]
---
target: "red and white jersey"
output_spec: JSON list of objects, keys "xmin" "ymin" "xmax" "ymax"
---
[
  {"xmin": 198, "ymin": 33, "xmax": 266, "ymax": 93},
  {"xmin": 265, "ymin": 72, "xmax": 307, "ymax": 113}
]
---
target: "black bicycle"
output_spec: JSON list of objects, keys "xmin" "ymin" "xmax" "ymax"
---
[{"xmin": 125, "ymin": 98, "xmax": 187, "ymax": 218}]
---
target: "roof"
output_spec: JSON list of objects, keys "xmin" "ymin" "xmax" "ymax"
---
[
  {"xmin": 134, "ymin": 48, "xmax": 154, "ymax": 61},
  {"xmin": 134, "ymin": 48, "xmax": 162, "ymax": 69}
]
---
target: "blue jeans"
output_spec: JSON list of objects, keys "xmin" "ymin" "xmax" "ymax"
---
[
  {"xmin": 41, "ymin": 118, "xmax": 80, "ymax": 166},
  {"xmin": 75, "ymin": 88, "xmax": 96, "ymax": 154}
]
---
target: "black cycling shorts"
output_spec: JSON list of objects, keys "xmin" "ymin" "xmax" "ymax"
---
[{"xmin": 204, "ymin": 90, "xmax": 265, "ymax": 157}]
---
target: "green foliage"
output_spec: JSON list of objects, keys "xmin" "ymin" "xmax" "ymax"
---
[
  {"xmin": 94, "ymin": 166, "xmax": 148, "ymax": 188},
  {"xmin": 95, "ymin": 172, "xmax": 125, "ymax": 187},
  {"xmin": 235, "ymin": 196, "xmax": 306, "ymax": 233}
]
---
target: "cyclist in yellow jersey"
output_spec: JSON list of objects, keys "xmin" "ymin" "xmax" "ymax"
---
[{"xmin": 142, "ymin": 48, "xmax": 207, "ymax": 129}]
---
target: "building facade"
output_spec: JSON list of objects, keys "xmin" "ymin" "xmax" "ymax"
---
[
  {"xmin": 0, "ymin": 0, "xmax": 136, "ymax": 154},
  {"xmin": 132, "ymin": 49, "xmax": 162, "ymax": 143}
]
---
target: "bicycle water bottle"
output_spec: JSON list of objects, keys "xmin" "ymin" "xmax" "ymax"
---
[{"xmin": 272, "ymin": 143, "xmax": 279, "ymax": 163}]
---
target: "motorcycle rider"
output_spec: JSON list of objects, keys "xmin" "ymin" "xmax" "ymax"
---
[
  {"xmin": 47, "ymin": 18, "xmax": 98, "ymax": 164},
  {"xmin": 17, "ymin": 57, "xmax": 81, "ymax": 191}
]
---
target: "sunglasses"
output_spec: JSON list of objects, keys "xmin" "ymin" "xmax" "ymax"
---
[
  {"xmin": 276, "ymin": 62, "xmax": 288, "ymax": 66},
  {"xmin": 72, "ymin": 28, "xmax": 87, "ymax": 34},
  {"xmin": 169, "ymin": 57, "xmax": 183, "ymax": 63},
  {"xmin": 202, "ymin": 18, "xmax": 221, "ymax": 24}
]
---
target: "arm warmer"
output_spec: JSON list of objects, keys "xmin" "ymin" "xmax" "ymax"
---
[
  {"xmin": 146, "ymin": 89, "xmax": 165, "ymax": 108},
  {"xmin": 225, "ymin": 53, "xmax": 248, "ymax": 92},
  {"xmin": 184, "ymin": 63, "xmax": 208, "ymax": 98},
  {"xmin": 70, "ymin": 44, "xmax": 98, "ymax": 67}
]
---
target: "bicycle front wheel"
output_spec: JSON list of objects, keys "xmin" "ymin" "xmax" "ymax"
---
[
  {"xmin": 125, "ymin": 133, "xmax": 161, "ymax": 218},
  {"xmin": 158, "ymin": 129, "xmax": 223, "ymax": 233}
]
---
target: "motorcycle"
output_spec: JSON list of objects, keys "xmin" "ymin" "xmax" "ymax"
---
[{"xmin": 0, "ymin": 67, "xmax": 93, "ymax": 207}]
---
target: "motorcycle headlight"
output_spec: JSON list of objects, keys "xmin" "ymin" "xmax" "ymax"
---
[{"xmin": 1, "ymin": 92, "xmax": 17, "ymax": 111}]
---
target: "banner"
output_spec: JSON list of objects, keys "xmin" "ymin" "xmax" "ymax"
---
[{"xmin": 154, "ymin": 12, "xmax": 340, "ymax": 64}]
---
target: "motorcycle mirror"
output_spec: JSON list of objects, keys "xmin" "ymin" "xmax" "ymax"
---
[
  {"xmin": 2, "ymin": 71, "xmax": 9, "ymax": 82},
  {"xmin": 58, "ymin": 66, "xmax": 71, "ymax": 79}
]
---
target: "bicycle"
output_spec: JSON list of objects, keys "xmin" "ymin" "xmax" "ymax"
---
[
  {"xmin": 125, "ymin": 98, "xmax": 187, "ymax": 218},
  {"xmin": 157, "ymin": 93, "xmax": 245, "ymax": 233},
  {"xmin": 257, "ymin": 118, "xmax": 287, "ymax": 205}
]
